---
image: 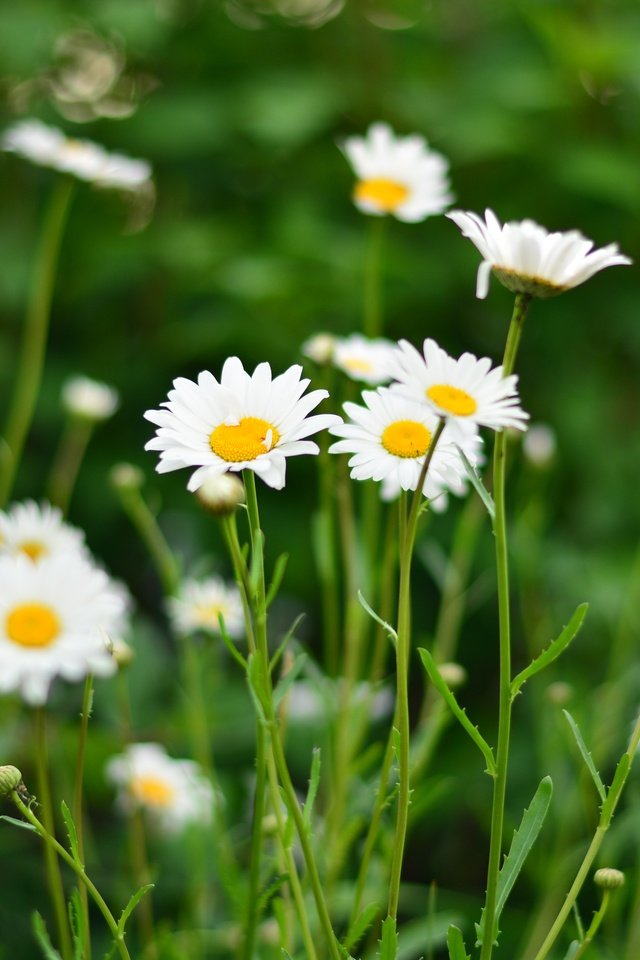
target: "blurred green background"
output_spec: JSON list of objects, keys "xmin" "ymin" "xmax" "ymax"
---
[{"xmin": 1, "ymin": 0, "xmax": 640, "ymax": 957}]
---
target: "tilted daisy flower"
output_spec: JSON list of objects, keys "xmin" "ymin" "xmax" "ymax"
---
[
  {"xmin": 342, "ymin": 122, "xmax": 453, "ymax": 222},
  {"xmin": 332, "ymin": 333, "xmax": 397, "ymax": 385},
  {"xmin": 447, "ymin": 208, "xmax": 631, "ymax": 300},
  {"xmin": 328, "ymin": 388, "xmax": 472, "ymax": 498},
  {"xmin": 2, "ymin": 118, "xmax": 152, "ymax": 192},
  {"xmin": 0, "ymin": 500, "xmax": 88, "ymax": 563},
  {"xmin": 144, "ymin": 357, "xmax": 342, "ymax": 492},
  {"xmin": 168, "ymin": 576, "xmax": 244, "ymax": 638},
  {"xmin": 0, "ymin": 552, "xmax": 126, "ymax": 705},
  {"xmin": 106, "ymin": 743, "xmax": 215, "ymax": 833},
  {"xmin": 390, "ymin": 338, "xmax": 529, "ymax": 433}
]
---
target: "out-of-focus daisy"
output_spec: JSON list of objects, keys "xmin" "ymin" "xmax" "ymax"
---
[
  {"xmin": 332, "ymin": 334, "xmax": 396, "ymax": 385},
  {"xmin": 168, "ymin": 576, "xmax": 244, "ymax": 638},
  {"xmin": 447, "ymin": 208, "xmax": 631, "ymax": 300},
  {"xmin": 328, "ymin": 388, "xmax": 473, "ymax": 500},
  {"xmin": 0, "ymin": 552, "xmax": 124, "ymax": 705},
  {"xmin": 2, "ymin": 118, "xmax": 152, "ymax": 192},
  {"xmin": 390, "ymin": 339, "xmax": 529, "ymax": 433},
  {"xmin": 106, "ymin": 743, "xmax": 214, "ymax": 833},
  {"xmin": 62, "ymin": 375, "xmax": 119, "ymax": 421},
  {"xmin": 0, "ymin": 500, "xmax": 87, "ymax": 563},
  {"xmin": 284, "ymin": 679, "xmax": 394, "ymax": 723},
  {"xmin": 342, "ymin": 122, "xmax": 453, "ymax": 222},
  {"xmin": 301, "ymin": 333, "xmax": 337, "ymax": 366},
  {"xmin": 144, "ymin": 357, "xmax": 342, "ymax": 492},
  {"xmin": 522, "ymin": 423, "xmax": 557, "ymax": 468}
]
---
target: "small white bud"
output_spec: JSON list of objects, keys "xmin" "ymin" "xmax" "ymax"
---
[
  {"xmin": 301, "ymin": 332, "xmax": 336, "ymax": 365},
  {"xmin": 62, "ymin": 375, "xmax": 119, "ymax": 422},
  {"xmin": 439, "ymin": 662, "xmax": 467, "ymax": 689},
  {"xmin": 110, "ymin": 462, "xmax": 144, "ymax": 491},
  {"xmin": 522, "ymin": 424, "xmax": 557, "ymax": 468},
  {"xmin": 195, "ymin": 473, "xmax": 245, "ymax": 516},
  {"xmin": 545, "ymin": 681, "xmax": 574, "ymax": 705}
]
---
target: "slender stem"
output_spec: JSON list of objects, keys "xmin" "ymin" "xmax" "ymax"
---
[
  {"xmin": 47, "ymin": 417, "xmax": 94, "ymax": 513},
  {"xmin": 11, "ymin": 791, "xmax": 133, "ymax": 960},
  {"xmin": 317, "ymin": 430, "xmax": 341, "ymax": 676},
  {"xmin": 115, "ymin": 485, "xmax": 179, "ymax": 594},
  {"xmin": 34, "ymin": 709, "xmax": 73, "ymax": 960},
  {"xmin": 73, "ymin": 674, "xmax": 94, "ymax": 960},
  {"xmin": 571, "ymin": 891, "xmax": 610, "ymax": 960},
  {"xmin": 363, "ymin": 216, "xmax": 386, "ymax": 338},
  {"xmin": 479, "ymin": 293, "xmax": 531, "ymax": 960},
  {"xmin": 0, "ymin": 177, "xmax": 74, "ymax": 507}
]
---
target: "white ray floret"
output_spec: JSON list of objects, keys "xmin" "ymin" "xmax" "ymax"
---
[
  {"xmin": 144, "ymin": 357, "xmax": 341, "ymax": 492},
  {"xmin": 342, "ymin": 122, "xmax": 453, "ymax": 222},
  {"xmin": 331, "ymin": 333, "xmax": 397, "ymax": 385},
  {"xmin": 390, "ymin": 338, "xmax": 529, "ymax": 432},
  {"xmin": 447, "ymin": 208, "xmax": 631, "ymax": 299},
  {"xmin": 0, "ymin": 500, "xmax": 88, "ymax": 563},
  {"xmin": 106, "ymin": 743, "xmax": 215, "ymax": 833},
  {"xmin": 168, "ymin": 576, "xmax": 244, "ymax": 638}
]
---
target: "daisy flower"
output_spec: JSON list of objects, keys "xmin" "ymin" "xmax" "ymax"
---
[
  {"xmin": 0, "ymin": 500, "xmax": 88, "ymax": 563},
  {"xmin": 390, "ymin": 338, "xmax": 529, "ymax": 433},
  {"xmin": 0, "ymin": 552, "xmax": 125, "ymax": 705},
  {"xmin": 2, "ymin": 118, "xmax": 152, "ymax": 192},
  {"xmin": 447, "ymin": 208, "xmax": 631, "ymax": 300},
  {"xmin": 106, "ymin": 743, "xmax": 214, "ymax": 833},
  {"xmin": 328, "ymin": 387, "xmax": 474, "ymax": 499},
  {"xmin": 144, "ymin": 357, "xmax": 342, "ymax": 492},
  {"xmin": 342, "ymin": 122, "xmax": 453, "ymax": 222},
  {"xmin": 332, "ymin": 333, "xmax": 397, "ymax": 385},
  {"xmin": 62, "ymin": 375, "xmax": 119, "ymax": 421},
  {"xmin": 168, "ymin": 576, "xmax": 244, "ymax": 638}
]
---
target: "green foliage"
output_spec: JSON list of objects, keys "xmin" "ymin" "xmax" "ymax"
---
[{"xmin": 510, "ymin": 604, "xmax": 589, "ymax": 700}]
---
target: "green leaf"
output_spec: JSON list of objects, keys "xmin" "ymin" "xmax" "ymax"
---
[
  {"xmin": 344, "ymin": 902, "xmax": 381, "ymax": 953},
  {"xmin": 476, "ymin": 777, "xmax": 553, "ymax": 947},
  {"xmin": 419, "ymin": 648, "xmax": 496, "ymax": 777},
  {"xmin": 249, "ymin": 528, "xmax": 265, "ymax": 600},
  {"xmin": 563, "ymin": 711, "xmax": 606, "ymax": 802},
  {"xmin": 32, "ymin": 913, "xmax": 62, "ymax": 960},
  {"xmin": 378, "ymin": 916, "xmax": 398, "ymax": 960},
  {"xmin": 69, "ymin": 888, "xmax": 88, "ymax": 960},
  {"xmin": 303, "ymin": 747, "xmax": 321, "ymax": 830},
  {"xmin": 0, "ymin": 814, "xmax": 37, "ymax": 832},
  {"xmin": 117, "ymin": 883, "xmax": 154, "ymax": 935},
  {"xmin": 273, "ymin": 651, "xmax": 308, "ymax": 709},
  {"xmin": 455, "ymin": 446, "xmax": 495, "ymax": 521},
  {"xmin": 246, "ymin": 652, "xmax": 268, "ymax": 723},
  {"xmin": 266, "ymin": 552, "xmax": 289, "ymax": 608},
  {"xmin": 561, "ymin": 941, "xmax": 580, "ymax": 960},
  {"xmin": 257, "ymin": 874, "xmax": 288, "ymax": 915},
  {"xmin": 511, "ymin": 604, "xmax": 588, "ymax": 700},
  {"xmin": 269, "ymin": 614, "xmax": 306, "ymax": 672},
  {"xmin": 358, "ymin": 591, "xmax": 398, "ymax": 647},
  {"xmin": 61, "ymin": 801, "xmax": 80, "ymax": 863},
  {"xmin": 447, "ymin": 925, "xmax": 471, "ymax": 960},
  {"xmin": 216, "ymin": 612, "xmax": 248, "ymax": 670},
  {"xmin": 601, "ymin": 752, "xmax": 631, "ymax": 826}
]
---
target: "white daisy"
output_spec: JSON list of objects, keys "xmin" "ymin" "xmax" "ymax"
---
[
  {"xmin": 342, "ymin": 122, "xmax": 453, "ymax": 222},
  {"xmin": 168, "ymin": 576, "xmax": 244, "ymax": 638},
  {"xmin": 144, "ymin": 357, "xmax": 342, "ymax": 492},
  {"xmin": 0, "ymin": 500, "xmax": 88, "ymax": 563},
  {"xmin": 62, "ymin": 375, "xmax": 119, "ymax": 421},
  {"xmin": 390, "ymin": 339, "xmax": 529, "ymax": 433},
  {"xmin": 2, "ymin": 118, "xmax": 152, "ymax": 192},
  {"xmin": 332, "ymin": 334, "xmax": 397, "ymax": 385},
  {"xmin": 106, "ymin": 743, "xmax": 214, "ymax": 833},
  {"xmin": 447, "ymin": 208, "xmax": 631, "ymax": 300},
  {"xmin": 328, "ymin": 387, "xmax": 474, "ymax": 499},
  {"xmin": 0, "ymin": 552, "xmax": 125, "ymax": 705}
]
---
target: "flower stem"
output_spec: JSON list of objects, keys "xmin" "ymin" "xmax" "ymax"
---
[
  {"xmin": 47, "ymin": 416, "xmax": 94, "ymax": 513},
  {"xmin": 363, "ymin": 216, "xmax": 386, "ymax": 337},
  {"xmin": 73, "ymin": 674, "xmax": 94, "ymax": 960},
  {"xmin": 0, "ymin": 177, "xmax": 74, "ymax": 507},
  {"xmin": 115, "ymin": 483, "xmax": 180, "ymax": 594},
  {"xmin": 479, "ymin": 292, "xmax": 531, "ymax": 960}
]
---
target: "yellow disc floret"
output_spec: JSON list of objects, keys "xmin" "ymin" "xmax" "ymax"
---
[
  {"xmin": 427, "ymin": 384, "xmax": 477, "ymax": 417},
  {"xmin": 210, "ymin": 417, "xmax": 280, "ymax": 463},
  {"xmin": 131, "ymin": 775, "xmax": 176, "ymax": 808},
  {"xmin": 19, "ymin": 540, "xmax": 47, "ymax": 562},
  {"xmin": 6, "ymin": 603, "xmax": 60, "ymax": 648},
  {"xmin": 354, "ymin": 178, "xmax": 410, "ymax": 212},
  {"xmin": 381, "ymin": 420, "xmax": 432, "ymax": 458},
  {"xmin": 342, "ymin": 358, "xmax": 375, "ymax": 375}
]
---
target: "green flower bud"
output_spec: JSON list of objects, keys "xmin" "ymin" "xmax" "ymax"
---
[
  {"xmin": 110, "ymin": 462, "xmax": 145, "ymax": 492},
  {"xmin": 0, "ymin": 765, "xmax": 23, "ymax": 797},
  {"xmin": 194, "ymin": 473, "xmax": 245, "ymax": 516},
  {"xmin": 594, "ymin": 867, "xmax": 625, "ymax": 890}
]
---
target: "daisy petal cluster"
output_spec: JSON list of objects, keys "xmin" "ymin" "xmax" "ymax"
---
[
  {"xmin": 342, "ymin": 122, "xmax": 453, "ymax": 222},
  {"xmin": 106, "ymin": 743, "xmax": 215, "ymax": 833},
  {"xmin": 144, "ymin": 357, "xmax": 342, "ymax": 492},
  {"xmin": 2, "ymin": 118, "xmax": 152, "ymax": 192},
  {"xmin": 331, "ymin": 334, "xmax": 397, "ymax": 385},
  {"xmin": 168, "ymin": 576, "xmax": 244, "ymax": 639},
  {"xmin": 447, "ymin": 208, "xmax": 631, "ymax": 300},
  {"xmin": 0, "ymin": 500, "xmax": 88, "ymax": 563}
]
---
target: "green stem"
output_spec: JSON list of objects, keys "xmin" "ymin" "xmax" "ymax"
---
[
  {"xmin": 363, "ymin": 216, "xmax": 385, "ymax": 337},
  {"xmin": 47, "ymin": 417, "xmax": 94, "ymax": 513},
  {"xmin": 479, "ymin": 293, "xmax": 531, "ymax": 960},
  {"xmin": 571, "ymin": 891, "xmax": 610, "ymax": 960},
  {"xmin": 115, "ymin": 484, "xmax": 180, "ymax": 594},
  {"xmin": 73, "ymin": 674, "xmax": 94, "ymax": 960},
  {"xmin": 0, "ymin": 177, "xmax": 74, "ymax": 507},
  {"xmin": 11, "ymin": 791, "xmax": 134, "ymax": 960},
  {"xmin": 34, "ymin": 709, "xmax": 73, "ymax": 960}
]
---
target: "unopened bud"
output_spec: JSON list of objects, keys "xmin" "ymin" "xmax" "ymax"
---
[
  {"xmin": 62, "ymin": 375, "xmax": 119, "ymax": 422},
  {"xmin": 594, "ymin": 867, "xmax": 624, "ymax": 890},
  {"xmin": 545, "ymin": 681, "xmax": 574, "ymax": 706},
  {"xmin": 439, "ymin": 662, "xmax": 467, "ymax": 689},
  {"xmin": 109, "ymin": 638, "xmax": 135, "ymax": 668},
  {"xmin": 110, "ymin": 462, "xmax": 144, "ymax": 492},
  {"xmin": 523, "ymin": 424, "xmax": 557, "ymax": 468},
  {"xmin": 302, "ymin": 333, "xmax": 336, "ymax": 365},
  {"xmin": 0, "ymin": 765, "xmax": 23, "ymax": 797},
  {"xmin": 195, "ymin": 473, "xmax": 245, "ymax": 516}
]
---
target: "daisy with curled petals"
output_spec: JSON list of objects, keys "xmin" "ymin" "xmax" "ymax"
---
[
  {"xmin": 332, "ymin": 333, "xmax": 397, "ymax": 385},
  {"xmin": 144, "ymin": 357, "xmax": 341, "ymax": 492},
  {"xmin": 447, "ymin": 208, "xmax": 631, "ymax": 300},
  {"xmin": 0, "ymin": 552, "xmax": 125, "ymax": 705},
  {"xmin": 328, "ymin": 388, "xmax": 473, "ymax": 500},
  {"xmin": 0, "ymin": 500, "xmax": 88, "ymax": 563},
  {"xmin": 342, "ymin": 122, "xmax": 453, "ymax": 222},
  {"xmin": 390, "ymin": 338, "xmax": 529, "ymax": 433},
  {"xmin": 168, "ymin": 576, "xmax": 244, "ymax": 639}
]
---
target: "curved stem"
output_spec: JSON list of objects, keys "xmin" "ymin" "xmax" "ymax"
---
[
  {"xmin": 73, "ymin": 674, "xmax": 94, "ymax": 960},
  {"xmin": 115, "ymin": 484, "xmax": 179, "ymax": 595}
]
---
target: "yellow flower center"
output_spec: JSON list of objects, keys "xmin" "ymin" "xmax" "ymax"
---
[
  {"xmin": 354, "ymin": 178, "xmax": 410, "ymax": 212},
  {"xmin": 381, "ymin": 420, "xmax": 432, "ymax": 458},
  {"xmin": 131, "ymin": 775, "xmax": 176, "ymax": 808},
  {"xmin": 342, "ymin": 357, "xmax": 374, "ymax": 375},
  {"xmin": 427, "ymin": 384, "xmax": 477, "ymax": 417},
  {"xmin": 19, "ymin": 540, "xmax": 47, "ymax": 562},
  {"xmin": 210, "ymin": 417, "xmax": 280, "ymax": 463},
  {"xmin": 195, "ymin": 602, "xmax": 227, "ymax": 629},
  {"xmin": 6, "ymin": 603, "xmax": 60, "ymax": 648}
]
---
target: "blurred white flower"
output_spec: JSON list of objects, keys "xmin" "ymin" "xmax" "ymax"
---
[
  {"xmin": 168, "ymin": 576, "xmax": 244, "ymax": 638},
  {"xmin": 332, "ymin": 334, "xmax": 397, "ymax": 385},
  {"xmin": 0, "ymin": 500, "xmax": 88, "ymax": 563},
  {"xmin": 301, "ymin": 332, "xmax": 337, "ymax": 365},
  {"xmin": 62, "ymin": 375, "xmax": 119, "ymax": 422},
  {"xmin": 522, "ymin": 423, "xmax": 557, "ymax": 467},
  {"xmin": 342, "ymin": 122, "xmax": 452, "ymax": 222}
]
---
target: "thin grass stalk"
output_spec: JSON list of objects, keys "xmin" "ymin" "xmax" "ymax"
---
[
  {"xmin": 47, "ymin": 417, "xmax": 94, "ymax": 513},
  {"xmin": 73, "ymin": 674, "xmax": 94, "ymax": 960}
]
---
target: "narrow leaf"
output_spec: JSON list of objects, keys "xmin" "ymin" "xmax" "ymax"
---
[
  {"xmin": 601, "ymin": 752, "xmax": 631, "ymax": 826},
  {"xmin": 511, "ymin": 604, "xmax": 588, "ymax": 700},
  {"xmin": 273, "ymin": 652, "xmax": 308, "ymax": 709},
  {"xmin": 257, "ymin": 874, "xmax": 288, "ymax": 915},
  {"xmin": 344, "ymin": 903, "xmax": 381, "ymax": 953},
  {"xmin": 563, "ymin": 711, "xmax": 606, "ymax": 802},
  {"xmin": 358, "ymin": 591, "xmax": 398, "ymax": 647},
  {"xmin": 0, "ymin": 814, "xmax": 37, "ymax": 833},
  {"xmin": 61, "ymin": 801, "xmax": 80, "ymax": 863},
  {"xmin": 266, "ymin": 553, "xmax": 289, "ymax": 608},
  {"xmin": 269, "ymin": 614, "xmax": 306, "ymax": 672},
  {"xmin": 419, "ymin": 648, "xmax": 496, "ymax": 776},
  {"xmin": 561, "ymin": 942, "xmax": 580, "ymax": 960},
  {"xmin": 32, "ymin": 913, "xmax": 62, "ymax": 960},
  {"xmin": 303, "ymin": 747, "xmax": 321, "ymax": 830},
  {"xmin": 217, "ymin": 612, "xmax": 247, "ymax": 670},
  {"xmin": 455, "ymin": 446, "xmax": 495, "ymax": 521},
  {"xmin": 117, "ymin": 883, "xmax": 154, "ymax": 935},
  {"xmin": 246, "ymin": 653, "xmax": 268, "ymax": 723},
  {"xmin": 69, "ymin": 888, "xmax": 88, "ymax": 960},
  {"xmin": 447, "ymin": 925, "xmax": 471, "ymax": 960},
  {"xmin": 378, "ymin": 916, "xmax": 398, "ymax": 960}
]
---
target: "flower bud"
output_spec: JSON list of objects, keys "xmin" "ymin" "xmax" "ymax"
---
[
  {"xmin": 109, "ymin": 637, "xmax": 135, "ymax": 668},
  {"xmin": 594, "ymin": 867, "xmax": 625, "ymax": 890},
  {"xmin": 522, "ymin": 424, "xmax": 557, "ymax": 468},
  {"xmin": 62, "ymin": 375, "xmax": 119, "ymax": 422},
  {"xmin": 545, "ymin": 681, "xmax": 574, "ymax": 706},
  {"xmin": 439, "ymin": 662, "xmax": 467, "ymax": 689},
  {"xmin": 110, "ymin": 462, "xmax": 144, "ymax": 492},
  {"xmin": 0, "ymin": 765, "xmax": 23, "ymax": 797},
  {"xmin": 194, "ymin": 473, "xmax": 245, "ymax": 516},
  {"xmin": 301, "ymin": 333, "xmax": 336, "ymax": 365}
]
